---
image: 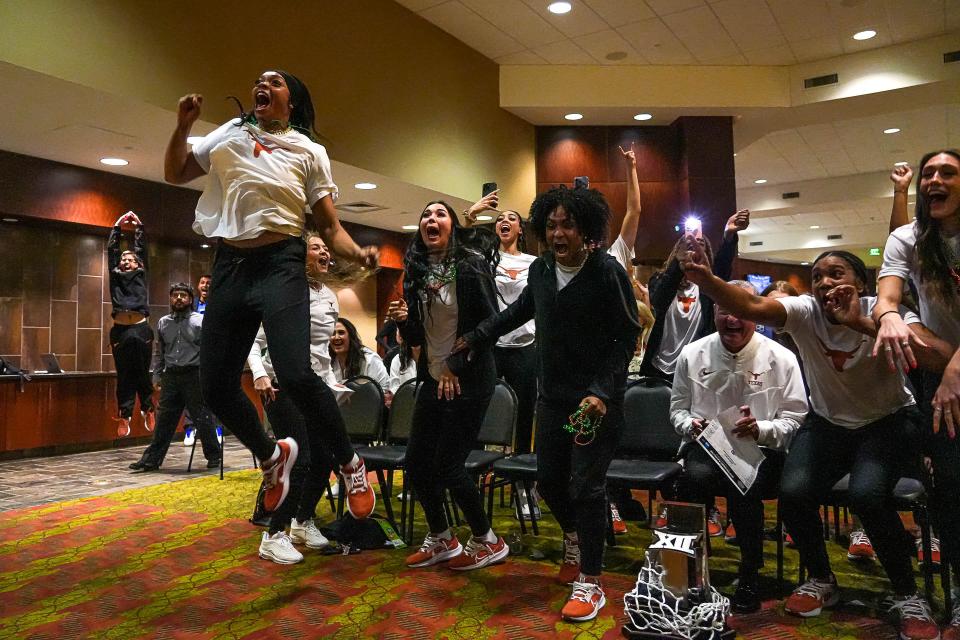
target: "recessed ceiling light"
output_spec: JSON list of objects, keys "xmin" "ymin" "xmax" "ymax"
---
[
  {"xmin": 564, "ymin": 113, "xmax": 583, "ymax": 121},
  {"xmin": 186, "ymin": 136, "xmax": 204, "ymax": 145},
  {"xmin": 853, "ymin": 30, "xmax": 877, "ymax": 40},
  {"xmin": 733, "ymin": 153, "xmax": 737, "ymax": 157},
  {"xmin": 354, "ymin": 182, "xmax": 377, "ymax": 190},
  {"xmin": 883, "ymin": 128, "xmax": 901, "ymax": 134},
  {"xmin": 401, "ymin": 225, "xmax": 418, "ymax": 231},
  {"xmin": 801, "ymin": 261, "xmax": 810, "ymax": 265},
  {"xmin": 100, "ymin": 157, "xmax": 128, "ymax": 166},
  {"xmin": 894, "ymin": 161, "xmax": 909, "ymax": 166},
  {"xmin": 476, "ymin": 215, "xmax": 493, "ymax": 222},
  {"xmin": 753, "ymin": 178, "xmax": 767, "ymax": 184},
  {"xmin": 633, "ymin": 113, "xmax": 653, "ymax": 121},
  {"xmin": 548, "ymin": 2, "xmax": 572, "ymax": 14},
  {"xmin": 809, "ymin": 225, "xmax": 820, "ymax": 229},
  {"xmin": 1, "ymin": 217, "xmax": 17, "ymax": 223},
  {"xmin": 200, "ymin": 243, "xmax": 210, "ymax": 249}
]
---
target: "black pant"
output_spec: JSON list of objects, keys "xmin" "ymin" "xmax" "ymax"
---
[
  {"xmin": 110, "ymin": 322, "xmax": 154, "ymax": 419},
  {"xmin": 678, "ymin": 444, "xmax": 779, "ymax": 576},
  {"xmin": 199, "ymin": 238, "xmax": 354, "ymax": 466},
  {"xmin": 264, "ymin": 388, "xmax": 334, "ymax": 534},
  {"xmin": 780, "ymin": 408, "xmax": 921, "ymax": 595},
  {"xmin": 494, "ymin": 344, "xmax": 538, "ymax": 454},
  {"xmin": 139, "ymin": 367, "xmax": 219, "ymax": 465},
  {"xmin": 920, "ymin": 370, "xmax": 960, "ymax": 576},
  {"xmin": 406, "ymin": 372, "xmax": 494, "ymax": 537},
  {"xmin": 536, "ymin": 400, "xmax": 622, "ymax": 576}
]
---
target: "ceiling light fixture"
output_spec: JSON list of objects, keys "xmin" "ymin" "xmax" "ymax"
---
[
  {"xmin": 1, "ymin": 217, "xmax": 17, "ymax": 223},
  {"xmin": 809, "ymin": 225, "xmax": 820, "ymax": 229},
  {"xmin": 401, "ymin": 225, "xmax": 418, "ymax": 231},
  {"xmin": 548, "ymin": 2, "xmax": 572, "ymax": 14},
  {"xmin": 200, "ymin": 243, "xmax": 210, "ymax": 249},
  {"xmin": 801, "ymin": 261, "xmax": 810, "ymax": 265},
  {"xmin": 754, "ymin": 178, "xmax": 767, "ymax": 184},
  {"xmin": 883, "ymin": 127, "xmax": 901, "ymax": 134},
  {"xmin": 186, "ymin": 136, "xmax": 204, "ymax": 145},
  {"xmin": 633, "ymin": 113, "xmax": 653, "ymax": 121},
  {"xmin": 564, "ymin": 113, "xmax": 583, "ymax": 121},
  {"xmin": 354, "ymin": 182, "xmax": 377, "ymax": 190},
  {"xmin": 100, "ymin": 157, "xmax": 128, "ymax": 166},
  {"xmin": 476, "ymin": 215, "xmax": 493, "ymax": 222},
  {"xmin": 853, "ymin": 30, "xmax": 877, "ymax": 40},
  {"xmin": 894, "ymin": 161, "xmax": 909, "ymax": 166}
]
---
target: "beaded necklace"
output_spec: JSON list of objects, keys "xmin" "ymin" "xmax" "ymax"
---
[
  {"xmin": 424, "ymin": 260, "xmax": 457, "ymax": 299},
  {"xmin": 562, "ymin": 405, "xmax": 604, "ymax": 446}
]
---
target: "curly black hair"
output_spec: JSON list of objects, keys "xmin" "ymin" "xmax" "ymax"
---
[
  {"xmin": 528, "ymin": 186, "xmax": 611, "ymax": 248},
  {"xmin": 914, "ymin": 149, "xmax": 960, "ymax": 309},
  {"xmin": 402, "ymin": 201, "xmax": 499, "ymax": 303}
]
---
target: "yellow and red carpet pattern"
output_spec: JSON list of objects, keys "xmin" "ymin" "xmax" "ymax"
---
[{"xmin": 0, "ymin": 471, "xmax": 924, "ymax": 638}]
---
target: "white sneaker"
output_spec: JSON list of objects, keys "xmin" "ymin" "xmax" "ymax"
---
[
  {"xmin": 289, "ymin": 518, "xmax": 329, "ymax": 549},
  {"xmin": 258, "ymin": 531, "xmax": 303, "ymax": 564},
  {"xmin": 183, "ymin": 428, "xmax": 196, "ymax": 447}
]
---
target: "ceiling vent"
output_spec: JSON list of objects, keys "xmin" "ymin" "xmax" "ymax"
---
[
  {"xmin": 803, "ymin": 73, "xmax": 839, "ymax": 89},
  {"xmin": 335, "ymin": 201, "xmax": 386, "ymax": 214},
  {"xmin": 749, "ymin": 240, "xmax": 763, "ymax": 247},
  {"xmin": 782, "ymin": 191, "xmax": 800, "ymax": 199},
  {"xmin": 944, "ymin": 50, "xmax": 960, "ymax": 64},
  {"xmin": 827, "ymin": 233, "xmax": 843, "ymax": 240}
]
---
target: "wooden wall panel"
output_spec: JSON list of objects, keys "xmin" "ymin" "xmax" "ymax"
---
[
  {"xmin": 22, "ymin": 264, "xmax": 52, "ymax": 327},
  {"xmin": 77, "ymin": 276, "xmax": 102, "ymax": 329},
  {"xmin": 51, "ymin": 301, "xmax": 77, "ymax": 354},
  {"xmin": 0, "ymin": 300, "xmax": 22, "ymax": 356},
  {"xmin": 536, "ymin": 127, "xmax": 609, "ymax": 184},
  {"xmin": 21, "ymin": 328, "xmax": 49, "ymax": 372}
]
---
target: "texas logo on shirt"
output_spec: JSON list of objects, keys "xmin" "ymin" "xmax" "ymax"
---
[
  {"xmin": 677, "ymin": 294, "xmax": 697, "ymax": 313},
  {"xmin": 498, "ymin": 267, "xmax": 526, "ymax": 280},
  {"xmin": 815, "ymin": 336, "xmax": 865, "ymax": 372},
  {"xmin": 245, "ymin": 130, "xmax": 284, "ymax": 158},
  {"xmin": 746, "ymin": 371, "xmax": 764, "ymax": 388}
]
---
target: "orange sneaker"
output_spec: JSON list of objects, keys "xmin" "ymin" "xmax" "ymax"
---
[
  {"xmin": 260, "ymin": 438, "xmax": 298, "ymax": 512},
  {"xmin": 448, "ymin": 536, "xmax": 509, "ymax": 571},
  {"xmin": 707, "ymin": 508, "xmax": 724, "ymax": 537},
  {"xmin": 342, "ymin": 457, "xmax": 376, "ymax": 519},
  {"xmin": 654, "ymin": 506, "xmax": 668, "ymax": 529},
  {"xmin": 916, "ymin": 536, "xmax": 940, "ymax": 568},
  {"xmin": 406, "ymin": 534, "xmax": 462, "ymax": 568},
  {"xmin": 942, "ymin": 602, "xmax": 960, "ymax": 640},
  {"xmin": 561, "ymin": 580, "xmax": 606, "ymax": 622},
  {"xmin": 610, "ymin": 503, "xmax": 628, "ymax": 535},
  {"xmin": 847, "ymin": 529, "xmax": 876, "ymax": 561},
  {"xmin": 141, "ymin": 408, "xmax": 155, "ymax": 432},
  {"xmin": 115, "ymin": 417, "xmax": 131, "ymax": 437},
  {"xmin": 784, "ymin": 576, "xmax": 839, "ymax": 617},
  {"xmin": 887, "ymin": 593, "xmax": 939, "ymax": 640},
  {"xmin": 724, "ymin": 522, "xmax": 737, "ymax": 544},
  {"xmin": 558, "ymin": 536, "xmax": 580, "ymax": 585}
]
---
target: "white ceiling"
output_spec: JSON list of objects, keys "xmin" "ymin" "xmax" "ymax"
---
[{"xmin": 396, "ymin": 0, "xmax": 960, "ymax": 66}]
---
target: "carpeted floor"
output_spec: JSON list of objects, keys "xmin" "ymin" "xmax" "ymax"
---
[{"xmin": 0, "ymin": 469, "xmax": 940, "ymax": 639}]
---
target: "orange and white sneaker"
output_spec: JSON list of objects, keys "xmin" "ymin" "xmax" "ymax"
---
[
  {"xmin": 784, "ymin": 576, "xmax": 839, "ymax": 617},
  {"xmin": 887, "ymin": 593, "xmax": 940, "ymax": 640},
  {"xmin": 942, "ymin": 601, "xmax": 960, "ymax": 640},
  {"xmin": 141, "ymin": 408, "xmax": 155, "ymax": 432},
  {"xmin": 260, "ymin": 438, "xmax": 298, "ymax": 513},
  {"xmin": 654, "ymin": 506, "xmax": 668, "ymax": 529},
  {"xmin": 561, "ymin": 579, "xmax": 606, "ymax": 622},
  {"xmin": 448, "ymin": 535, "xmax": 509, "ymax": 571},
  {"xmin": 916, "ymin": 536, "xmax": 941, "ymax": 568},
  {"xmin": 724, "ymin": 522, "xmax": 737, "ymax": 544},
  {"xmin": 115, "ymin": 417, "xmax": 131, "ymax": 438},
  {"xmin": 557, "ymin": 536, "xmax": 581, "ymax": 585},
  {"xmin": 342, "ymin": 457, "xmax": 376, "ymax": 519},
  {"xmin": 405, "ymin": 534, "xmax": 462, "ymax": 568},
  {"xmin": 610, "ymin": 503, "xmax": 628, "ymax": 535},
  {"xmin": 847, "ymin": 529, "xmax": 876, "ymax": 561},
  {"xmin": 707, "ymin": 508, "xmax": 724, "ymax": 537}
]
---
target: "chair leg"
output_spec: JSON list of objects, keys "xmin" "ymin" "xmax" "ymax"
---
[
  {"xmin": 376, "ymin": 469, "xmax": 397, "ymax": 529},
  {"xmin": 776, "ymin": 501, "xmax": 785, "ymax": 597},
  {"xmin": 486, "ymin": 473, "xmax": 496, "ymax": 521},
  {"xmin": 512, "ymin": 483, "xmax": 528, "ymax": 536},
  {"xmin": 832, "ymin": 504, "xmax": 840, "ymax": 543},
  {"xmin": 187, "ymin": 439, "xmax": 196, "ymax": 472},
  {"xmin": 605, "ymin": 502, "xmax": 617, "ymax": 548},
  {"xmin": 918, "ymin": 505, "xmax": 934, "ymax": 604},
  {"xmin": 524, "ymin": 481, "xmax": 539, "ymax": 536},
  {"xmin": 647, "ymin": 491, "xmax": 655, "ymax": 527},
  {"xmin": 219, "ymin": 438, "xmax": 224, "ymax": 480},
  {"xmin": 942, "ymin": 560, "xmax": 952, "ymax": 622}
]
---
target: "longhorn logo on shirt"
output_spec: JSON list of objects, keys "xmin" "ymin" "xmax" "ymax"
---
[
  {"xmin": 677, "ymin": 294, "xmax": 697, "ymax": 313},
  {"xmin": 815, "ymin": 336, "xmax": 864, "ymax": 372},
  {"xmin": 500, "ymin": 268, "xmax": 524, "ymax": 280},
  {"xmin": 746, "ymin": 371, "xmax": 764, "ymax": 387},
  {"xmin": 246, "ymin": 131, "xmax": 283, "ymax": 158}
]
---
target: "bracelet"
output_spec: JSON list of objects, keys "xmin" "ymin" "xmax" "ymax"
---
[{"xmin": 876, "ymin": 309, "xmax": 899, "ymax": 323}]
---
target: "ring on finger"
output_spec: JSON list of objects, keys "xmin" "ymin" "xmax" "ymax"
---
[
  {"xmin": 884, "ymin": 344, "xmax": 893, "ymax": 352},
  {"xmin": 900, "ymin": 341, "xmax": 910, "ymax": 347}
]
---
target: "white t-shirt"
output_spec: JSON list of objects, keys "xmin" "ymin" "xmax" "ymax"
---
[
  {"xmin": 607, "ymin": 234, "xmax": 635, "ymax": 273},
  {"xmin": 779, "ymin": 295, "xmax": 917, "ymax": 428},
  {"xmin": 879, "ymin": 222, "xmax": 960, "ymax": 349},
  {"xmin": 495, "ymin": 251, "xmax": 536, "ymax": 348},
  {"xmin": 422, "ymin": 282, "xmax": 458, "ymax": 380},
  {"xmin": 332, "ymin": 346, "xmax": 390, "ymax": 390},
  {"xmin": 653, "ymin": 281, "xmax": 702, "ymax": 376},
  {"xmin": 191, "ymin": 119, "xmax": 338, "ymax": 241},
  {"xmin": 388, "ymin": 354, "xmax": 417, "ymax": 393}
]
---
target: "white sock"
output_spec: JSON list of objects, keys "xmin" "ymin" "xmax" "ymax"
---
[
  {"xmin": 480, "ymin": 528, "xmax": 498, "ymax": 543},
  {"xmin": 435, "ymin": 529, "xmax": 452, "ymax": 541},
  {"xmin": 264, "ymin": 445, "xmax": 281, "ymax": 466}
]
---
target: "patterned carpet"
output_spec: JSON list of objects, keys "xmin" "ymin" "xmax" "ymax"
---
[{"xmin": 0, "ymin": 470, "xmax": 936, "ymax": 639}]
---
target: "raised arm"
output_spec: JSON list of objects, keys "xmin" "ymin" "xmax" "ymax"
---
[
  {"xmin": 461, "ymin": 190, "xmax": 499, "ymax": 227},
  {"xmin": 889, "ymin": 164, "xmax": 913, "ymax": 232},
  {"xmin": 618, "ymin": 144, "xmax": 641, "ymax": 250},
  {"xmin": 715, "ymin": 209, "xmax": 749, "ymax": 281},
  {"xmin": 310, "ymin": 195, "xmax": 378, "ymax": 269},
  {"xmin": 164, "ymin": 94, "xmax": 207, "ymax": 184},
  {"xmin": 132, "ymin": 215, "xmax": 147, "ymax": 271}
]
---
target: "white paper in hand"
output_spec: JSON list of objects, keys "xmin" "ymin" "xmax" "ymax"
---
[{"xmin": 696, "ymin": 406, "xmax": 766, "ymax": 495}]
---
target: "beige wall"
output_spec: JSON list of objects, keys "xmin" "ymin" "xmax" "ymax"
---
[{"xmin": 0, "ymin": 0, "xmax": 535, "ymax": 212}]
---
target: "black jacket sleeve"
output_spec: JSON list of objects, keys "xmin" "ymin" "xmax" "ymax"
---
[
  {"xmin": 134, "ymin": 225, "xmax": 148, "ymax": 271},
  {"xmin": 445, "ymin": 255, "xmax": 500, "ymax": 376},
  {"xmin": 108, "ymin": 225, "xmax": 122, "ymax": 271},
  {"xmin": 587, "ymin": 260, "xmax": 640, "ymax": 402},
  {"xmin": 649, "ymin": 259, "xmax": 684, "ymax": 318},
  {"xmin": 397, "ymin": 288, "xmax": 425, "ymax": 348},
  {"xmin": 465, "ymin": 281, "xmax": 535, "ymax": 353},
  {"xmin": 713, "ymin": 232, "xmax": 738, "ymax": 281}
]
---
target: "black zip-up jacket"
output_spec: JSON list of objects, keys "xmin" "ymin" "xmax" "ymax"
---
[
  {"xmin": 107, "ymin": 224, "xmax": 149, "ymax": 318},
  {"xmin": 466, "ymin": 250, "xmax": 639, "ymax": 407},
  {"xmin": 639, "ymin": 233, "xmax": 738, "ymax": 377},
  {"xmin": 398, "ymin": 253, "xmax": 499, "ymax": 389}
]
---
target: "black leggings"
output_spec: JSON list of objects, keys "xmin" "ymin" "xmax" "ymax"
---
[
  {"xmin": 536, "ymin": 400, "xmax": 621, "ymax": 576},
  {"xmin": 200, "ymin": 238, "xmax": 354, "ymax": 466},
  {"xmin": 920, "ymin": 370, "xmax": 960, "ymax": 576},
  {"xmin": 110, "ymin": 321, "xmax": 154, "ymax": 419},
  {"xmin": 141, "ymin": 367, "xmax": 219, "ymax": 465},
  {"xmin": 494, "ymin": 345, "xmax": 537, "ymax": 454},
  {"xmin": 780, "ymin": 408, "xmax": 921, "ymax": 595},
  {"xmin": 264, "ymin": 388, "xmax": 334, "ymax": 534},
  {"xmin": 406, "ymin": 373, "xmax": 494, "ymax": 537}
]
